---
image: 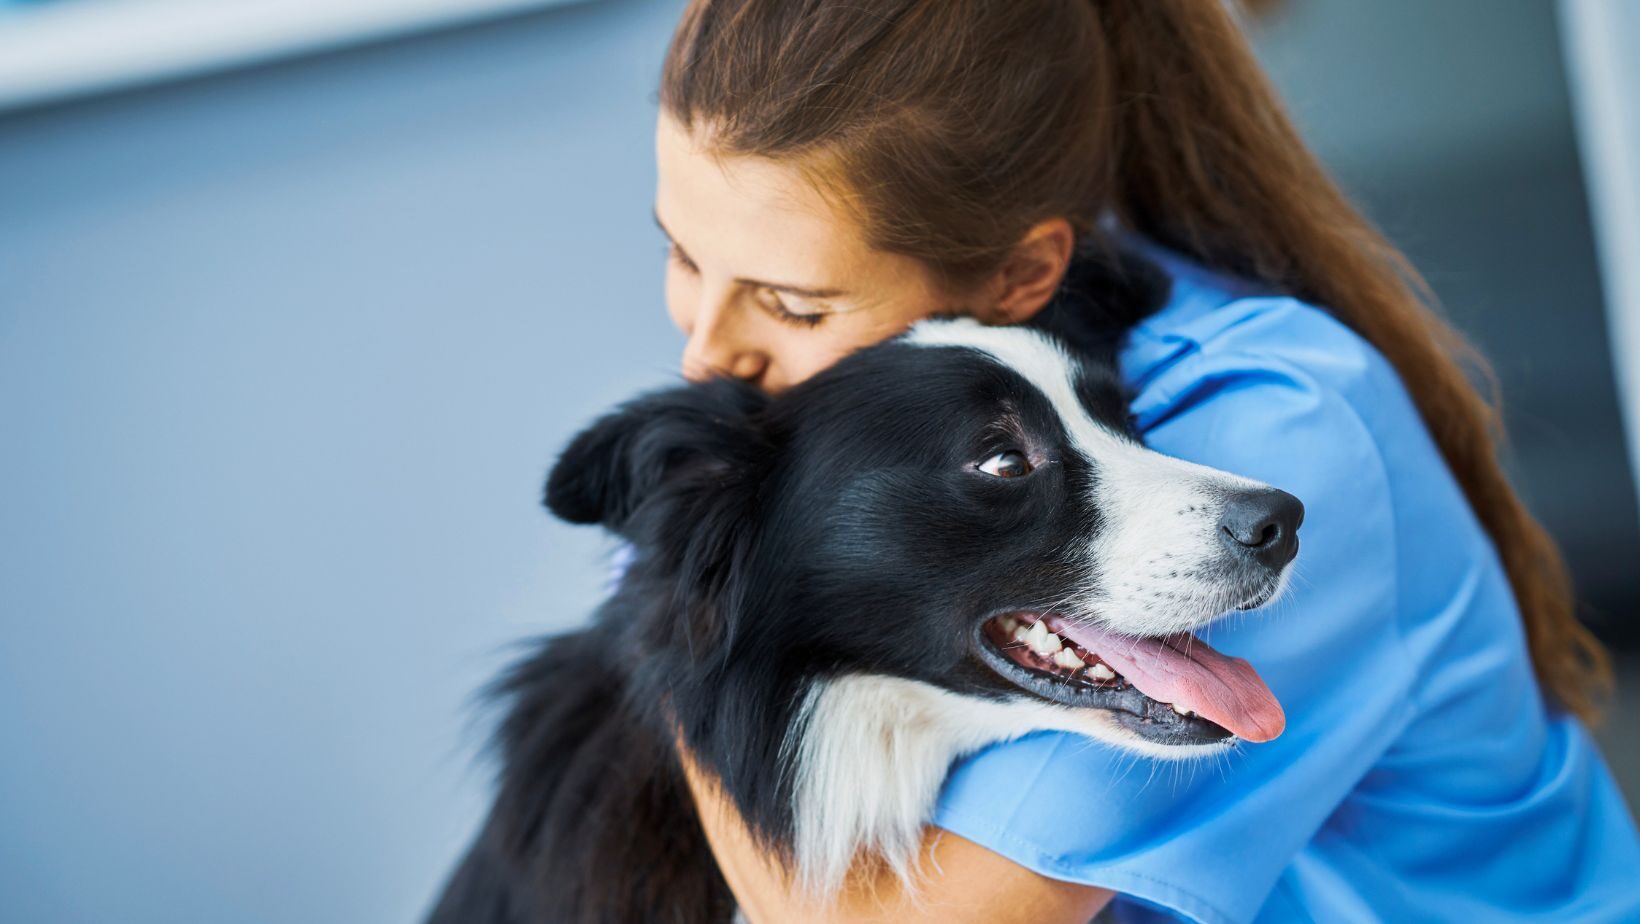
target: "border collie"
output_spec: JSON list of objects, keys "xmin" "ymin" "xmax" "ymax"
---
[{"xmin": 426, "ymin": 243, "xmax": 1302, "ymax": 924}]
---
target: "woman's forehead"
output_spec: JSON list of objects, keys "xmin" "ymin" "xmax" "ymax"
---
[{"xmin": 654, "ymin": 110, "xmax": 884, "ymax": 291}]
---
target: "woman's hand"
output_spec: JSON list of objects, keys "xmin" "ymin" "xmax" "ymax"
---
[{"xmin": 673, "ymin": 733, "xmax": 1114, "ymax": 924}]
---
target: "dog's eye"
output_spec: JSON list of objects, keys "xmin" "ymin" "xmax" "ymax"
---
[{"xmin": 978, "ymin": 450, "xmax": 1032, "ymax": 478}]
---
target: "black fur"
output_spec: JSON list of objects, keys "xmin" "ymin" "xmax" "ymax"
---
[{"xmin": 426, "ymin": 240, "xmax": 1172, "ymax": 924}]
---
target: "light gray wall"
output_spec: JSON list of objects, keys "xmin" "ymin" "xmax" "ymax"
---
[{"xmin": 0, "ymin": 1, "xmax": 688, "ymax": 920}]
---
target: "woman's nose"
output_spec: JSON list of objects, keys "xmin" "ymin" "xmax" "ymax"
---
[{"xmin": 681, "ymin": 294, "xmax": 769, "ymax": 384}]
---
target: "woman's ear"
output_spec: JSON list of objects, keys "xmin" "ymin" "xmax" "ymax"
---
[
  {"xmin": 1022, "ymin": 235, "xmax": 1173, "ymax": 365},
  {"xmin": 544, "ymin": 377, "xmax": 769, "ymax": 533},
  {"xmin": 971, "ymin": 216, "xmax": 1077, "ymax": 325}
]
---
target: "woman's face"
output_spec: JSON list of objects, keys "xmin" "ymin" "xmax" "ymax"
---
[{"xmin": 654, "ymin": 109, "xmax": 987, "ymax": 394}]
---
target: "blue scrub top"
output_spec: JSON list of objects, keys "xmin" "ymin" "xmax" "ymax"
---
[{"xmin": 930, "ymin": 235, "xmax": 1640, "ymax": 922}]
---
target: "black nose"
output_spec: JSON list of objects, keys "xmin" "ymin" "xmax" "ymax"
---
[{"xmin": 1218, "ymin": 488, "xmax": 1304, "ymax": 568}]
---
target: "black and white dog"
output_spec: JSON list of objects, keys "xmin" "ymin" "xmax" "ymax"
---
[{"xmin": 427, "ymin": 243, "xmax": 1301, "ymax": 924}]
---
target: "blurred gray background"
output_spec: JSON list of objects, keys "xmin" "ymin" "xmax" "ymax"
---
[{"xmin": 0, "ymin": 1, "xmax": 1634, "ymax": 921}]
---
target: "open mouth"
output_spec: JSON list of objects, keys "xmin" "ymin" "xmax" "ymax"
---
[{"xmin": 973, "ymin": 611, "xmax": 1285, "ymax": 746}]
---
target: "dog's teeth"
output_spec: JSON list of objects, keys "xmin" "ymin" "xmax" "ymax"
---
[
  {"xmin": 1088, "ymin": 662, "xmax": 1116, "ymax": 680},
  {"xmin": 1170, "ymin": 703, "xmax": 1194, "ymax": 716},
  {"xmin": 1052, "ymin": 648, "xmax": 1084, "ymax": 670},
  {"xmin": 1025, "ymin": 620, "xmax": 1062, "ymax": 655},
  {"xmin": 1011, "ymin": 623, "xmax": 1032, "ymax": 643},
  {"xmin": 1024, "ymin": 620, "xmax": 1048, "ymax": 648},
  {"xmin": 999, "ymin": 615, "xmax": 1021, "ymax": 634}
]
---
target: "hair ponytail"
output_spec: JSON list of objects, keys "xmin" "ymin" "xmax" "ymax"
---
[
  {"xmin": 1091, "ymin": 0, "xmax": 1611, "ymax": 722},
  {"xmin": 660, "ymin": 0, "xmax": 1612, "ymax": 722}
]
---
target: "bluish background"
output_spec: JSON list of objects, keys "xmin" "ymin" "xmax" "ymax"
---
[
  {"xmin": 0, "ymin": 3, "xmax": 682, "ymax": 921},
  {"xmin": 0, "ymin": 0, "xmax": 1634, "ymax": 921}
]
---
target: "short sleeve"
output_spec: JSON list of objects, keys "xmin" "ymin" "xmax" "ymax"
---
[{"xmin": 931, "ymin": 330, "xmax": 1418, "ymax": 924}]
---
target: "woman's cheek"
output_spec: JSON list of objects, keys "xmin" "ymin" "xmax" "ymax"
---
[{"xmin": 774, "ymin": 334, "xmax": 857, "ymax": 390}]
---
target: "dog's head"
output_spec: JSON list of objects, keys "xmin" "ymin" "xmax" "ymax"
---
[{"xmin": 548, "ymin": 302, "xmax": 1298, "ymax": 754}]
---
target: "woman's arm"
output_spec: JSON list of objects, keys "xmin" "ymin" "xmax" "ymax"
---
[{"xmin": 675, "ymin": 739, "xmax": 1114, "ymax": 924}]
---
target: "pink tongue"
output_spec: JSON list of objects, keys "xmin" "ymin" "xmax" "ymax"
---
[{"xmin": 1054, "ymin": 621, "xmax": 1285, "ymax": 742}]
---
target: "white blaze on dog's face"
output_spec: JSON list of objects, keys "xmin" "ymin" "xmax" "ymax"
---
[
  {"xmin": 883, "ymin": 318, "xmax": 1298, "ymax": 749},
  {"xmin": 908, "ymin": 318, "xmax": 1300, "ymax": 638}
]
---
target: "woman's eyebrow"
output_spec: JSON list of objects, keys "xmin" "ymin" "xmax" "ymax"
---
[{"xmin": 652, "ymin": 208, "xmax": 850, "ymax": 299}]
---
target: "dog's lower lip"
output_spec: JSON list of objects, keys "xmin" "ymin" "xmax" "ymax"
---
[{"xmin": 1235, "ymin": 580, "xmax": 1281, "ymax": 610}]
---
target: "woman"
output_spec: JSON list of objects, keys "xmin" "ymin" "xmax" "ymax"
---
[{"xmin": 646, "ymin": 1, "xmax": 1640, "ymax": 921}]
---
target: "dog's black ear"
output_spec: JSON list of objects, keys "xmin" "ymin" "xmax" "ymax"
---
[{"xmin": 545, "ymin": 376, "xmax": 769, "ymax": 533}]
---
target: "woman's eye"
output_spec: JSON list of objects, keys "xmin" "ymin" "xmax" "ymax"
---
[
  {"xmin": 760, "ymin": 291, "xmax": 826, "ymax": 328},
  {"xmin": 977, "ymin": 450, "xmax": 1032, "ymax": 478},
  {"xmin": 667, "ymin": 245, "xmax": 826, "ymax": 329},
  {"xmin": 666, "ymin": 243, "xmax": 697, "ymax": 273}
]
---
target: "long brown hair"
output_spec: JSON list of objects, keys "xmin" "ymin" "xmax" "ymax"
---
[{"xmin": 658, "ymin": 0, "xmax": 1611, "ymax": 722}]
